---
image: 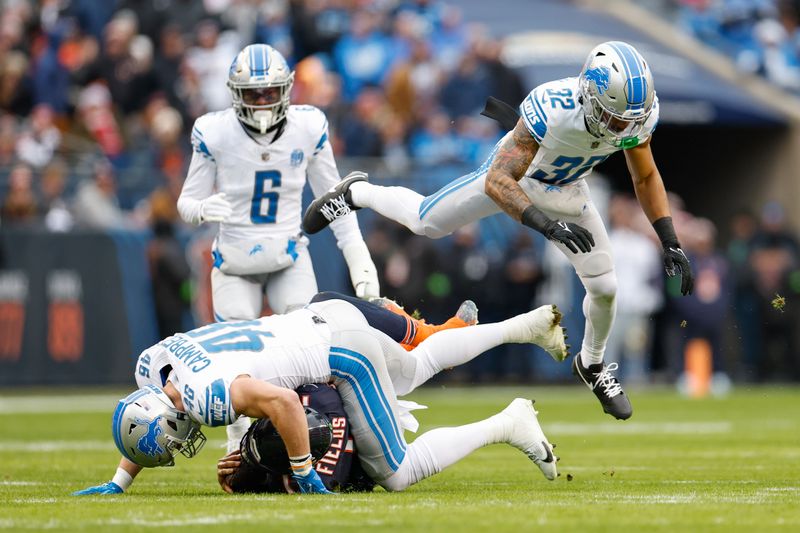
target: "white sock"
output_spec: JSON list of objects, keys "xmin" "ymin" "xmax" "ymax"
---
[
  {"xmin": 380, "ymin": 414, "xmax": 511, "ymax": 491},
  {"xmin": 580, "ymin": 291, "xmax": 617, "ymax": 367},
  {"xmin": 401, "ymin": 323, "xmax": 506, "ymax": 394},
  {"xmin": 349, "ymin": 182, "xmax": 428, "ymax": 235}
]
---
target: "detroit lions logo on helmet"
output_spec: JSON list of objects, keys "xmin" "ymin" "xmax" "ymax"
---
[
  {"xmin": 585, "ymin": 66, "xmax": 610, "ymax": 95},
  {"xmin": 136, "ymin": 416, "xmax": 165, "ymax": 457}
]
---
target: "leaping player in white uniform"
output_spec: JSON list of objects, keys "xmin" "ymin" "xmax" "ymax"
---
[
  {"xmin": 178, "ymin": 43, "xmax": 380, "ymax": 320},
  {"xmin": 73, "ymin": 295, "xmax": 569, "ymax": 495},
  {"xmin": 303, "ymin": 41, "xmax": 696, "ymax": 421}
]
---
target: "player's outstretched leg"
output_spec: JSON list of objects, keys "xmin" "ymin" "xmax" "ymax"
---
[
  {"xmin": 392, "ymin": 304, "xmax": 568, "ymax": 396},
  {"xmin": 302, "ymin": 171, "xmax": 367, "ymax": 233},
  {"xmin": 572, "ymin": 354, "xmax": 632, "ymax": 420},
  {"xmin": 501, "ymin": 304, "xmax": 570, "ymax": 361},
  {"xmin": 379, "ymin": 397, "xmax": 557, "ymax": 491},
  {"xmin": 373, "ymin": 298, "xmax": 479, "ymax": 349}
]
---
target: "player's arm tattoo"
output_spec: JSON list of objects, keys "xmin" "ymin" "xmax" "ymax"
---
[{"xmin": 485, "ymin": 119, "xmax": 539, "ymax": 221}]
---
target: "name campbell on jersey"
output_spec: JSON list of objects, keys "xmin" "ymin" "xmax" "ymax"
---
[{"xmin": 136, "ymin": 309, "xmax": 333, "ymax": 427}]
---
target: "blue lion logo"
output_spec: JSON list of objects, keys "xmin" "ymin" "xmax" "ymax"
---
[
  {"xmin": 136, "ymin": 416, "xmax": 165, "ymax": 457},
  {"xmin": 249, "ymin": 244, "xmax": 264, "ymax": 256},
  {"xmin": 585, "ymin": 66, "xmax": 610, "ymax": 95},
  {"xmin": 290, "ymin": 149, "xmax": 304, "ymax": 168}
]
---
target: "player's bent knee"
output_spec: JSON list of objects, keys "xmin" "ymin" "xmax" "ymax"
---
[{"xmin": 584, "ymin": 270, "xmax": 618, "ymax": 302}]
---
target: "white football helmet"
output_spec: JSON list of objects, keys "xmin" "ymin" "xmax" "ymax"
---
[
  {"xmin": 579, "ymin": 41, "xmax": 655, "ymax": 148},
  {"xmin": 227, "ymin": 44, "xmax": 294, "ymax": 134},
  {"xmin": 112, "ymin": 385, "xmax": 206, "ymax": 467}
]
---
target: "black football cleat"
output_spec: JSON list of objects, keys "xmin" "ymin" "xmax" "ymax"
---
[
  {"xmin": 572, "ymin": 354, "xmax": 632, "ymax": 420},
  {"xmin": 302, "ymin": 171, "xmax": 368, "ymax": 234}
]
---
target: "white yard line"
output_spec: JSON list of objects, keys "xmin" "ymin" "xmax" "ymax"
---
[
  {"xmin": 545, "ymin": 421, "xmax": 732, "ymax": 434},
  {"xmin": 0, "ymin": 439, "xmax": 227, "ymax": 452},
  {"xmin": 0, "ymin": 395, "xmax": 122, "ymax": 414}
]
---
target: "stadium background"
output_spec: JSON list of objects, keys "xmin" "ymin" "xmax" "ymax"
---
[{"xmin": 1, "ymin": 0, "xmax": 800, "ymax": 391}]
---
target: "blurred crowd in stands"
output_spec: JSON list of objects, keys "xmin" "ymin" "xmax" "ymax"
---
[
  {"xmin": 0, "ymin": 0, "xmax": 516, "ymax": 229},
  {"xmin": 653, "ymin": 0, "xmax": 800, "ymax": 92},
  {"xmin": 0, "ymin": 0, "xmax": 799, "ymax": 386}
]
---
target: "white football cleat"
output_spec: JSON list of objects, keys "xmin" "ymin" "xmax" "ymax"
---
[
  {"xmin": 500, "ymin": 398, "xmax": 557, "ymax": 481},
  {"xmin": 502, "ymin": 305, "xmax": 569, "ymax": 361}
]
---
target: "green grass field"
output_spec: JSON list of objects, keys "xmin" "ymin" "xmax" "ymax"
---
[{"xmin": 1, "ymin": 385, "xmax": 799, "ymax": 532}]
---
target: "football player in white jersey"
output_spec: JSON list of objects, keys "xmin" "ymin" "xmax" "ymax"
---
[
  {"xmin": 73, "ymin": 294, "xmax": 569, "ymax": 495},
  {"xmin": 177, "ymin": 43, "xmax": 379, "ymax": 321},
  {"xmin": 303, "ymin": 41, "xmax": 695, "ymax": 421}
]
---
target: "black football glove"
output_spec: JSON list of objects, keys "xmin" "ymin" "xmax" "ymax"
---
[
  {"xmin": 521, "ymin": 206, "xmax": 595, "ymax": 254},
  {"xmin": 662, "ymin": 244, "xmax": 694, "ymax": 296},
  {"xmin": 543, "ymin": 220, "xmax": 595, "ymax": 254}
]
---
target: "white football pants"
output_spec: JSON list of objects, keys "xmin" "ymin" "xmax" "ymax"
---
[{"xmin": 351, "ymin": 171, "xmax": 617, "ymax": 364}]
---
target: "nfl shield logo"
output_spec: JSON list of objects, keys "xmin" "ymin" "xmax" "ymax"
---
[
  {"xmin": 290, "ymin": 149, "xmax": 304, "ymax": 167},
  {"xmin": 261, "ymin": 152, "xmax": 270, "ymax": 161}
]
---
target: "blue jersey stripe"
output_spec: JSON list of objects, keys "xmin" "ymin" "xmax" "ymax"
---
[
  {"xmin": 314, "ymin": 130, "xmax": 328, "ymax": 154},
  {"xmin": 330, "ymin": 347, "xmax": 406, "ymax": 449},
  {"xmin": 329, "ymin": 348, "xmax": 407, "ymax": 470},
  {"xmin": 331, "ymin": 368, "xmax": 403, "ymax": 470},
  {"xmin": 418, "ymin": 141, "xmax": 500, "ymax": 220},
  {"xmin": 531, "ymin": 91, "xmax": 549, "ymax": 123}
]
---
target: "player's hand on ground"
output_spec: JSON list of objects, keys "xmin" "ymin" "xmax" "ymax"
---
[
  {"xmin": 200, "ymin": 192, "xmax": 233, "ymax": 223},
  {"xmin": 543, "ymin": 220, "xmax": 595, "ymax": 253},
  {"xmin": 217, "ymin": 450, "xmax": 242, "ymax": 494},
  {"xmin": 292, "ymin": 469, "xmax": 333, "ymax": 494},
  {"xmin": 72, "ymin": 481, "xmax": 123, "ymax": 496},
  {"xmin": 663, "ymin": 245, "xmax": 694, "ymax": 295}
]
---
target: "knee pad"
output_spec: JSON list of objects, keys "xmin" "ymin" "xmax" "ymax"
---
[
  {"xmin": 582, "ymin": 270, "xmax": 618, "ymax": 302},
  {"xmin": 579, "ymin": 250, "xmax": 614, "ymax": 277}
]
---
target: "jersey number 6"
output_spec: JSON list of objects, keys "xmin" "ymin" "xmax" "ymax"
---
[{"xmin": 251, "ymin": 170, "xmax": 281, "ymax": 224}]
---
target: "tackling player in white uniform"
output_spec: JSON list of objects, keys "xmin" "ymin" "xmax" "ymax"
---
[
  {"xmin": 73, "ymin": 296, "xmax": 569, "ymax": 495},
  {"xmin": 304, "ymin": 41, "xmax": 696, "ymax": 421},
  {"xmin": 177, "ymin": 44, "xmax": 379, "ymax": 321}
]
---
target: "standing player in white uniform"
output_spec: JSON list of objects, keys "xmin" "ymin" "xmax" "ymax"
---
[
  {"xmin": 177, "ymin": 43, "xmax": 379, "ymax": 321},
  {"xmin": 303, "ymin": 41, "xmax": 695, "ymax": 421},
  {"xmin": 73, "ymin": 296, "xmax": 569, "ymax": 495}
]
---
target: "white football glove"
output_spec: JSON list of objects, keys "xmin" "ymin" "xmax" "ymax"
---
[
  {"xmin": 200, "ymin": 192, "xmax": 233, "ymax": 223},
  {"xmin": 342, "ymin": 241, "xmax": 380, "ymax": 300}
]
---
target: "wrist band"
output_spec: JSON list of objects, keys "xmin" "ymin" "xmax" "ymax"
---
[
  {"xmin": 521, "ymin": 205, "xmax": 552, "ymax": 233},
  {"xmin": 112, "ymin": 467, "xmax": 133, "ymax": 491},
  {"xmin": 652, "ymin": 216, "xmax": 678, "ymax": 246}
]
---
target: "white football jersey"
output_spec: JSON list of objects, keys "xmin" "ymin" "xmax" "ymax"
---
[
  {"xmin": 519, "ymin": 77, "xmax": 659, "ymax": 186},
  {"xmin": 147, "ymin": 308, "xmax": 332, "ymax": 427},
  {"xmin": 178, "ymin": 105, "xmax": 362, "ymax": 247}
]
